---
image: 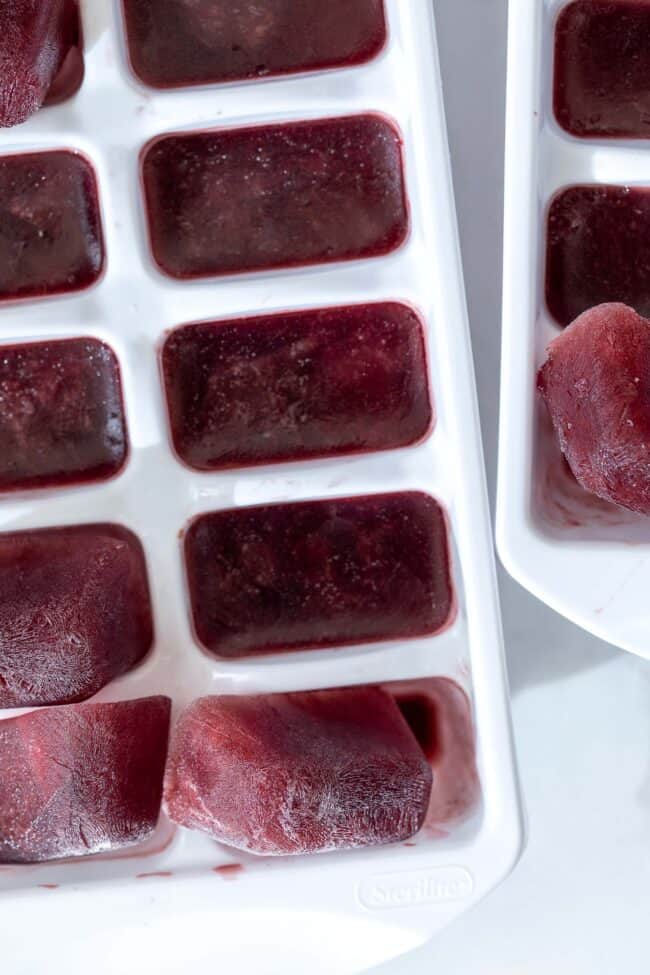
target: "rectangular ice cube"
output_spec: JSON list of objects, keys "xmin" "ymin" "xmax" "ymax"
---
[
  {"xmin": 141, "ymin": 114, "xmax": 408, "ymax": 279},
  {"xmin": 162, "ymin": 303, "xmax": 432, "ymax": 471},
  {"xmin": 0, "ymin": 337, "xmax": 127, "ymax": 491},
  {"xmin": 0, "ymin": 524, "xmax": 153, "ymax": 708},
  {"xmin": 164, "ymin": 687, "xmax": 432, "ymax": 856},
  {"xmin": 0, "ymin": 697, "xmax": 171, "ymax": 864},
  {"xmin": 546, "ymin": 185, "xmax": 650, "ymax": 326},
  {"xmin": 122, "ymin": 0, "xmax": 386, "ymax": 88},
  {"xmin": 554, "ymin": 1, "xmax": 650, "ymax": 139},
  {"xmin": 184, "ymin": 492, "xmax": 454, "ymax": 659},
  {"xmin": 0, "ymin": 150, "xmax": 104, "ymax": 301}
]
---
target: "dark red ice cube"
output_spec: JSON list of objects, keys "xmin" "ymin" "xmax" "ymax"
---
[
  {"xmin": 141, "ymin": 114, "xmax": 408, "ymax": 279},
  {"xmin": 162, "ymin": 303, "xmax": 432, "ymax": 471},
  {"xmin": 0, "ymin": 150, "xmax": 104, "ymax": 302},
  {"xmin": 0, "ymin": 337, "xmax": 127, "ymax": 491},
  {"xmin": 545, "ymin": 184, "xmax": 650, "ymax": 327},
  {"xmin": 164, "ymin": 687, "xmax": 432, "ymax": 856},
  {"xmin": 122, "ymin": 0, "xmax": 386, "ymax": 89},
  {"xmin": 0, "ymin": 523, "xmax": 153, "ymax": 708},
  {"xmin": 538, "ymin": 303, "xmax": 650, "ymax": 514},
  {"xmin": 184, "ymin": 492, "xmax": 454, "ymax": 659},
  {"xmin": 554, "ymin": 1, "xmax": 650, "ymax": 139},
  {"xmin": 0, "ymin": 696, "xmax": 171, "ymax": 864},
  {"xmin": 0, "ymin": 0, "xmax": 81, "ymax": 127}
]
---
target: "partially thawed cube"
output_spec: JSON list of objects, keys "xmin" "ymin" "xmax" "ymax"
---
[
  {"xmin": 0, "ymin": 524, "xmax": 153, "ymax": 708},
  {"xmin": 164, "ymin": 687, "xmax": 432, "ymax": 856},
  {"xmin": 0, "ymin": 696, "xmax": 171, "ymax": 864}
]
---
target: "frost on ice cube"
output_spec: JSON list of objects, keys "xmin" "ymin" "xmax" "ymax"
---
[
  {"xmin": 538, "ymin": 303, "xmax": 650, "ymax": 514},
  {"xmin": 141, "ymin": 115, "xmax": 408, "ymax": 279},
  {"xmin": 0, "ymin": 524, "xmax": 153, "ymax": 708},
  {"xmin": 164, "ymin": 687, "xmax": 433, "ymax": 856},
  {"xmin": 0, "ymin": 696, "xmax": 171, "ymax": 864},
  {"xmin": 0, "ymin": 1, "xmax": 81, "ymax": 127}
]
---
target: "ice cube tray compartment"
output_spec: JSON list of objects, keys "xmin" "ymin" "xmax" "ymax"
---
[
  {"xmin": 500, "ymin": 0, "xmax": 650, "ymax": 654},
  {"xmin": 0, "ymin": 0, "xmax": 521, "ymax": 943}
]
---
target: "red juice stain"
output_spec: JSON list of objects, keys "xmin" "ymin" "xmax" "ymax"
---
[
  {"xmin": 136, "ymin": 871, "xmax": 172, "ymax": 879},
  {"xmin": 38, "ymin": 884, "xmax": 59, "ymax": 890},
  {"xmin": 213, "ymin": 864, "xmax": 244, "ymax": 880}
]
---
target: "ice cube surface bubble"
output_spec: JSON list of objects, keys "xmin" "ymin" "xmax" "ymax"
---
[
  {"xmin": 164, "ymin": 687, "xmax": 433, "ymax": 856},
  {"xmin": 0, "ymin": 151, "xmax": 104, "ymax": 301},
  {"xmin": 539, "ymin": 303, "xmax": 650, "ymax": 514},
  {"xmin": 0, "ymin": 338, "xmax": 127, "ymax": 491},
  {"xmin": 0, "ymin": 696, "xmax": 171, "ymax": 864},
  {"xmin": 0, "ymin": 0, "xmax": 79, "ymax": 127},
  {"xmin": 0, "ymin": 524, "xmax": 153, "ymax": 708},
  {"xmin": 141, "ymin": 114, "xmax": 408, "ymax": 279},
  {"xmin": 122, "ymin": 0, "xmax": 386, "ymax": 88},
  {"xmin": 184, "ymin": 492, "xmax": 454, "ymax": 659},
  {"xmin": 162, "ymin": 303, "xmax": 432, "ymax": 471}
]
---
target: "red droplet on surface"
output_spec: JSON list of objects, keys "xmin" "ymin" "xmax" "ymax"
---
[
  {"xmin": 0, "ymin": 337, "xmax": 127, "ymax": 492},
  {"xmin": 122, "ymin": 0, "xmax": 386, "ymax": 88},
  {"xmin": 0, "ymin": 523, "xmax": 153, "ymax": 708},
  {"xmin": 539, "ymin": 303, "xmax": 650, "ymax": 514},
  {"xmin": 162, "ymin": 303, "xmax": 432, "ymax": 471},
  {"xmin": 0, "ymin": 0, "xmax": 81, "ymax": 127},
  {"xmin": 184, "ymin": 492, "xmax": 454, "ymax": 659},
  {"xmin": 0, "ymin": 696, "xmax": 171, "ymax": 864},
  {"xmin": 164, "ymin": 687, "xmax": 432, "ymax": 856},
  {"xmin": 141, "ymin": 114, "xmax": 408, "ymax": 279}
]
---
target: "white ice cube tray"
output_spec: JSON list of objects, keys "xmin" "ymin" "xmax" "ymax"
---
[
  {"xmin": 0, "ymin": 0, "xmax": 522, "ymax": 961},
  {"xmin": 499, "ymin": 0, "xmax": 650, "ymax": 658}
]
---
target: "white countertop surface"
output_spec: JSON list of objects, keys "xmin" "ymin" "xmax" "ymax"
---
[{"xmin": 378, "ymin": 0, "xmax": 650, "ymax": 971}]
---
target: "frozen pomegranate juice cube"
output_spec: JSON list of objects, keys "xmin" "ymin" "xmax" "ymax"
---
[
  {"xmin": 0, "ymin": 0, "xmax": 81, "ymax": 127},
  {"xmin": 0, "ymin": 523, "xmax": 153, "ymax": 708},
  {"xmin": 0, "ymin": 337, "xmax": 127, "ymax": 491},
  {"xmin": 162, "ymin": 303, "xmax": 432, "ymax": 471},
  {"xmin": 184, "ymin": 492, "xmax": 453, "ymax": 659},
  {"xmin": 554, "ymin": 1, "xmax": 650, "ymax": 139},
  {"xmin": 0, "ymin": 151, "xmax": 104, "ymax": 301},
  {"xmin": 141, "ymin": 114, "xmax": 408, "ymax": 279},
  {"xmin": 538, "ymin": 303, "xmax": 650, "ymax": 514},
  {"xmin": 164, "ymin": 687, "xmax": 432, "ymax": 856},
  {"xmin": 0, "ymin": 696, "xmax": 171, "ymax": 864},
  {"xmin": 545, "ymin": 185, "xmax": 650, "ymax": 326},
  {"xmin": 122, "ymin": 0, "xmax": 386, "ymax": 88}
]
